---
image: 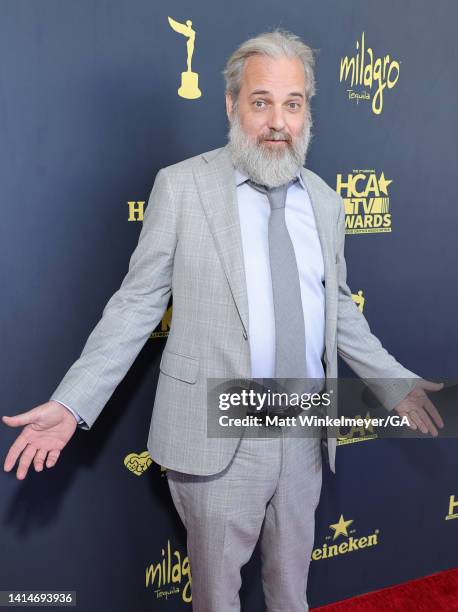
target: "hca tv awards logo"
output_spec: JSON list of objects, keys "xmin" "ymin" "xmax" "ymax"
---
[
  {"xmin": 445, "ymin": 494, "xmax": 458, "ymax": 521},
  {"xmin": 339, "ymin": 290, "xmax": 381, "ymax": 446},
  {"xmin": 337, "ymin": 171, "xmax": 393, "ymax": 234},
  {"xmin": 336, "ymin": 410, "xmax": 378, "ymax": 446},
  {"xmin": 339, "ymin": 31, "xmax": 400, "ymax": 115}
]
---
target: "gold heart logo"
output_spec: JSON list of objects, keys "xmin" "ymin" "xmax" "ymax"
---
[{"xmin": 124, "ymin": 450, "xmax": 153, "ymax": 476}]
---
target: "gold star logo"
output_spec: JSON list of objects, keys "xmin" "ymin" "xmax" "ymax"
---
[
  {"xmin": 378, "ymin": 172, "xmax": 392, "ymax": 195},
  {"xmin": 329, "ymin": 514, "xmax": 354, "ymax": 540}
]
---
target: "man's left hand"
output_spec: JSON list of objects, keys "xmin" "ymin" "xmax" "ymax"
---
[{"xmin": 394, "ymin": 379, "xmax": 444, "ymax": 436}]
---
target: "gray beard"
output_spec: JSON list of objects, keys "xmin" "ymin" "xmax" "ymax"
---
[{"xmin": 226, "ymin": 109, "xmax": 313, "ymax": 188}]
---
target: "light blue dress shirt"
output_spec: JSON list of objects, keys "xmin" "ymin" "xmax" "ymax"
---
[
  {"xmin": 235, "ymin": 167, "xmax": 326, "ymax": 381},
  {"xmin": 57, "ymin": 165, "xmax": 326, "ymax": 426}
]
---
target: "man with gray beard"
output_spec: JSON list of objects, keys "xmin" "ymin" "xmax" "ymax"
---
[
  {"xmin": 227, "ymin": 94, "xmax": 312, "ymax": 188},
  {"xmin": 3, "ymin": 28, "xmax": 443, "ymax": 612}
]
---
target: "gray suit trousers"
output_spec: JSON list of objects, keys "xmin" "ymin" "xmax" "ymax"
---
[{"xmin": 166, "ymin": 425, "xmax": 323, "ymax": 612}]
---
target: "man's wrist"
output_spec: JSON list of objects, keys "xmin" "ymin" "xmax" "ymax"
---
[{"xmin": 50, "ymin": 399, "xmax": 84, "ymax": 425}]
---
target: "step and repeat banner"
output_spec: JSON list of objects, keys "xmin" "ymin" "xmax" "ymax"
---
[{"xmin": 1, "ymin": 1, "xmax": 457, "ymax": 610}]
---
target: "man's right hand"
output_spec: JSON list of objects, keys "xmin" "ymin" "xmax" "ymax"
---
[{"xmin": 2, "ymin": 400, "xmax": 78, "ymax": 480}]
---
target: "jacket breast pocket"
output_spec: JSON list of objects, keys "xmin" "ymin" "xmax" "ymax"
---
[{"xmin": 159, "ymin": 349, "xmax": 199, "ymax": 384}]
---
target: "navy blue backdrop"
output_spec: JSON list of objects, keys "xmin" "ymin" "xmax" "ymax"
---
[{"xmin": 1, "ymin": 1, "xmax": 457, "ymax": 610}]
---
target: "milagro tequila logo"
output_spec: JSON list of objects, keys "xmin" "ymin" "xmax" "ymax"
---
[
  {"xmin": 146, "ymin": 539, "xmax": 192, "ymax": 604},
  {"xmin": 337, "ymin": 170, "xmax": 393, "ymax": 234},
  {"xmin": 339, "ymin": 31, "xmax": 400, "ymax": 115},
  {"xmin": 312, "ymin": 514, "xmax": 379, "ymax": 560}
]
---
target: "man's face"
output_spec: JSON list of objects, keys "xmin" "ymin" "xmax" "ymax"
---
[
  {"xmin": 226, "ymin": 54, "xmax": 308, "ymax": 155},
  {"xmin": 226, "ymin": 54, "xmax": 312, "ymax": 187}
]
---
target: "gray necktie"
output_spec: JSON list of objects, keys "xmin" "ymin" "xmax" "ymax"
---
[{"xmin": 247, "ymin": 179, "xmax": 307, "ymax": 381}]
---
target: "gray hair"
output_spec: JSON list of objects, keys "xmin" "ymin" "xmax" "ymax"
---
[{"xmin": 222, "ymin": 28, "xmax": 317, "ymax": 107}]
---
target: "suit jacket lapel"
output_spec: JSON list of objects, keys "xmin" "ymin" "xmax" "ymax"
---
[
  {"xmin": 300, "ymin": 166, "xmax": 337, "ymax": 361},
  {"xmin": 193, "ymin": 145, "xmax": 250, "ymax": 337}
]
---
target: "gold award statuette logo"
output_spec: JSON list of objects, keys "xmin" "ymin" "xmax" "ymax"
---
[
  {"xmin": 352, "ymin": 289, "xmax": 365, "ymax": 312},
  {"xmin": 168, "ymin": 16, "xmax": 201, "ymax": 99},
  {"xmin": 151, "ymin": 304, "xmax": 173, "ymax": 339}
]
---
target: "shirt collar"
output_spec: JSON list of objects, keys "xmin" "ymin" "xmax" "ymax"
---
[{"xmin": 234, "ymin": 166, "xmax": 305, "ymax": 190}]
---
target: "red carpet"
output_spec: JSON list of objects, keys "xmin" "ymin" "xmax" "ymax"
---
[{"xmin": 313, "ymin": 567, "xmax": 458, "ymax": 611}]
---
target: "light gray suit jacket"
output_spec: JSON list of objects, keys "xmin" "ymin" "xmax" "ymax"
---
[{"xmin": 50, "ymin": 144, "xmax": 419, "ymax": 475}]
